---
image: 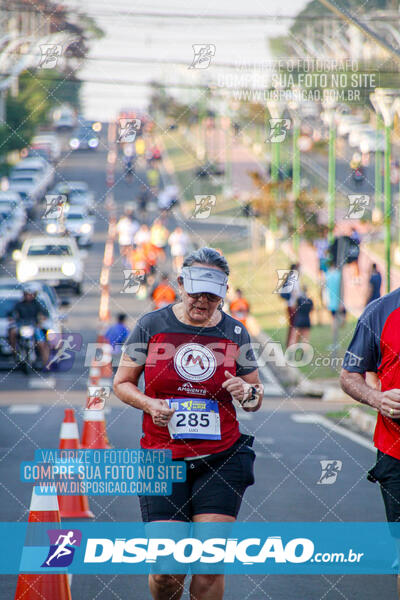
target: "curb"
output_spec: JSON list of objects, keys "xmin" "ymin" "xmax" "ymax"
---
[{"xmin": 349, "ymin": 406, "xmax": 376, "ymax": 436}]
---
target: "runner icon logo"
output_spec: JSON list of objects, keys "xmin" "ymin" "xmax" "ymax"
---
[
  {"xmin": 174, "ymin": 344, "xmax": 216, "ymax": 382},
  {"xmin": 42, "ymin": 529, "xmax": 82, "ymax": 567},
  {"xmin": 317, "ymin": 460, "xmax": 342, "ymax": 485}
]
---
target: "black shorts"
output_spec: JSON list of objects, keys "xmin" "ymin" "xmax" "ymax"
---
[
  {"xmin": 139, "ymin": 435, "xmax": 256, "ymax": 522},
  {"xmin": 368, "ymin": 450, "xmax": 400, "ymax": 528}
]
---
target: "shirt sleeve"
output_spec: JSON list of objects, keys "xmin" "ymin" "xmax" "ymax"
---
[
  {"xmin": 342, "ymin": 310, "xmax": 380, "ymax": 373},
  {"xmin": 122, "ymin": 316, "xmax": 151, "ymax": 365},
  {"xmin": 235, "ymin": 326, "xmax": 258, "ymax": 376}
]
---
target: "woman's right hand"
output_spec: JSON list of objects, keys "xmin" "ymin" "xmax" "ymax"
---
[{"xmin": 145, "ymin": 398, "xmax": 175, "ymax": 427}]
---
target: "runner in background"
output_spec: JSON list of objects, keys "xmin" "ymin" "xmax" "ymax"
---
[
  {"xmin": 105, "ymin": 314, "xmax": 130, "ymax": 362},
  {"xmin": 134, "ymin": 224, "xmax": 151, "ymax": 247},
  {"xmin": 116, "ymin": 207, "xmax": 140, "ymax": 267},
  {"xmin": 151, "ymin": 273, "xmax": 177, "ymax": 310},
  {"xmin": 168, "ymin": 226, "xmax": 191, "ymax": 273},
  {"xmin": 150, "ymin": 218, "xmax": 169, "ymax": 253},
  {"xmin": 229, "ymin": 288, "xmax": 250, "ymax": 327}
]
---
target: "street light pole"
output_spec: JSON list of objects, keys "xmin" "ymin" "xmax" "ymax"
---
[
  {"xmin": 287, "ymin": 88, "xmax": 303, "ymax": 258},
  {"xmin": 375, "ymin": 113, "xmax": 383, "ymax": 217},
  {"xmin": 322, "ymin": 91, "xmax": 337, "ymax": 244},
  {"xmin": 266, "ymin": 95, "xmax": 286, "ymax": 233},
  {"xmin": 370, "ymin": 89, "xmax": 399, "ymax": 293},
  {"xmin": 384, "ymin": 121, "xmax": 391, "ymax": 292}
]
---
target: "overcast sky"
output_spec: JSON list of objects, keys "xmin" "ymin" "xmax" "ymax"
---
[{"xmin": 64, "ymin": 1, "xmax": 309, "ymax": 120}]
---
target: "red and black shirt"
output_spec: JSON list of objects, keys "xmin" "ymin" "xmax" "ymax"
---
[
  {"xmin": 124, "ymin": 304, "xmax": 258, "ymax": 458},
  {"xmin": 343, "ymin": 290, "xmax": 400, "ymax": 458}
]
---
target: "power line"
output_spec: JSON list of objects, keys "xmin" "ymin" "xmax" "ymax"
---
[{"xmin": 3, "ymin": 6, "xmax": 400, "ymax": 22}]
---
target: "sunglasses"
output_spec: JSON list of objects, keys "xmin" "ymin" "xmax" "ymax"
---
[{"xmin": 187, "ymin": 291, "xmax": 221, "ymax": 302}]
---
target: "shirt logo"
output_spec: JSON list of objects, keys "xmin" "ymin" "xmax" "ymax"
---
[
  {"xmin": 177, "ymin": 382, "xmax": 207, "ymax": 396},
  {"xmin": 174, "ymin": 343, "xmax": 216, "ymax": 382}
]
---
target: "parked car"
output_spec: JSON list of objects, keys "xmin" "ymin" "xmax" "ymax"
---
[
  {"xmin": 13, "ymin": 235, "xmax": 85, "ymax": 295},
  {"xmin": 31, "ymin": 133, "xmax": 61, "ymax": 162},
  {"xmin": 51, "ymin": 181, "xmax": 95, "ymax": 214},
  {"xmin": 64, "ymin": 205, "xmax": 95, "ymax": 246},
  {"xmin": 11, "ymin": 157, "xmax": 54, "ymax": 192},
  {"xmin": 52, "ymin": 106, "xmax": 76, "ymax": 132},
  {"xmin": 69, "ymin": 126, "xmax": 99, "ymax": 150},
  {"xmin": 0, "ymin": 278, "xmax": 61, "ymax": 311},
  {"xmin": 0, "ymin": 205, "xmax": 23, "ymax": 246},
  {"xmin": 0, "ymin": 191, "xmax": 27, "ymax": 232},
  {"xmin": 8, "ymin": 175, "xmax": 43, "ymax": 214}
]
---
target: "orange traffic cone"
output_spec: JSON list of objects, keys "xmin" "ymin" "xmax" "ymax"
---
[
  {"xmin": 88, "ymin": 359, "xmax": 101, "ymax": 386},
  {"xmin": 15, "ymin": 488, "xmax": 72, "ymax": 600},
  {"xmin": 81, "ymin": 404, "xmax": 111, "ymax": 450},
  {"xmin": 58, "ymin": 409, "xmax": 94, "ymax": 519}
]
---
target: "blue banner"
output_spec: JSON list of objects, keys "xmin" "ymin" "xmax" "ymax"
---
[{"xmin": 2, "ymin": 522, "xmax": 399, "ymax": 575}]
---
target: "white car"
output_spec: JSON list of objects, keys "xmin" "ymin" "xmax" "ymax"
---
[
  {"xmin": 31, "ymin": 133, "xmax": 61, "ymax": 162},
  {"xmin": 337, "ymin": 115, "xmax": 365, "ymax": 137},
  {"xmin": 64, "ymin": 205, "xmax": 95, "ymax": 246},
  {"xmin": 359, "ymin": 130, "xmax": 385, "ymax": 154},
  {"xmin": 0, "ymin": 191, "xmax": 27, "ymax": 231},
  {"xmin": 13, "ymin": 236, "xmax": 85, "ymax": 295},
  {"xmin": 52, "ymin": 181, "xmax": 95, "ymax": 214},
  {"xmin": 8, "ymin": 175, "xmax": 43, "ymax": 213},
  {"xmin": 11, "ymin": 157, "xmax": 55, "ymax": 192},
  {"xmin": 349, "ymin": 124, "xmax": 375, "ymax": 148}
]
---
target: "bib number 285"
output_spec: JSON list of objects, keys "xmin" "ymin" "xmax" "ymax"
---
[{"xmin": 176, "ymin": 412, "xmax": 210, "ymax": 428}]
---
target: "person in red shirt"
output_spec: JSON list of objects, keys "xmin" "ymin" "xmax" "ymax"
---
[
  {"xmin": 114, "ymin": 247, "xmax": 263, "ymax": 600},
  {"xmin": 341, "ymin": 289, "xmax": 400, "ymax": 597}
]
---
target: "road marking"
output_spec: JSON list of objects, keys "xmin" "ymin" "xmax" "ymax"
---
[
  {"xmin": 256, "ymin": 437, "xmax": 275, "ymax": 445},
  {"xmin": 28, "ymin": 377, "xmax": 56, "ymax": 389},
  {"xmin": 292, "ymin": 413, "xmax": 375, "ymax": 452},
  {"xmin": 8, "ymin": 404, "xmax": 42, "ymax": 414}
]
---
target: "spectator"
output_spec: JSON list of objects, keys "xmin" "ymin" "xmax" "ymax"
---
[
  {"xmin": 168, "ymin": 227, "xmax": 191, "ymax": 273},
  {"xmin": 314, "ymin": 230, "xmax": 329, "ymax": 274},
  {"xmin": 291, "ymin": 286, "xmax": 314, "ymax": 345},
  {"xmin": 105, "ymin": 314, "xmax": 129, "ymax": 353},
  {"xmin": 350, "ymin": 226, "xmax": 361, "ymax": 283},
  {"xmin": 325, "ymin": 261, "xmax": 343, "ymax": 330},
  {"xmin": 366, "ymin": 263, "xmax": 382, "ymax": 306},
  {"xmin": 284, "ymin": 263, "xmax": 301, "ymax": 348}
]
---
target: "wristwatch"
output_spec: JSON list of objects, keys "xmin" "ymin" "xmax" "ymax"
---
[{"xmin": 244, "ymin": 385, "xmax": 258, "ymax": 404}]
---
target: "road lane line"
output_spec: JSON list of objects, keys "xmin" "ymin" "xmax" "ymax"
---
[
  {"xmin": 292, "ymin": 413, "xmax": 375, "ymax": 452},
  {"xmin": 8, "ymin": 404, "xmax": 42, "ymax": 414}
]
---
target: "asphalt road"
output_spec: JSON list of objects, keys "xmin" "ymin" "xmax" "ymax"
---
[{"xmin": 0, "ymin": 128, "xmax": 397, "ymax": 599}]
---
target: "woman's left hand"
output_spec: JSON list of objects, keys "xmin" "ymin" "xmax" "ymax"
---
[{"xmin": 222, "ymin": 370, "xmax": 252, "ymax": 403}]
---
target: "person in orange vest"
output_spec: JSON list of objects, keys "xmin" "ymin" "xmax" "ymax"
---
[
  {"xmin": 229, "ymin": 288, "xmax": 250, "ymax": 326},
  {"xmin": 151, "ymin": 273, "xmax": 177, "ymax": 310}
]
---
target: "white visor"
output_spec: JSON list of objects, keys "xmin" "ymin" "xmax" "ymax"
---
[{"xmin": 181, "ymin": 266, "xmax": 228, "ymax": 298}]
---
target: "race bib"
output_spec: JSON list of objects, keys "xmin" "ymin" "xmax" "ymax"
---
[{"xmin": 167, "ymin": 398, "xmax": 221, "ymax": 440}]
